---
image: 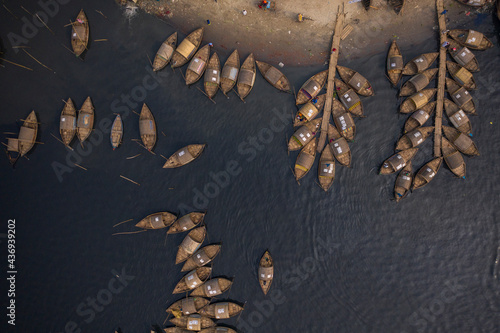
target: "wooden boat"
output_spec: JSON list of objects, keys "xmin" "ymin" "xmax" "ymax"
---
[
  {"xmin": 60, "ymin": 98, "xmax": 77, "ymax": 147},
  {"xmin": 402, "ymin": 53, "xmax": 438, "ymax": 75},
  {"xmin": 294, "ymin": 139, "xmax": 317, "ymax": 181},
  {"xmin": 171, "ymin": 28, "xmax": 204, "ymax": 68},
  {"xmin": 185, "ymin": 44, "xmax": 210, "ymax": 85},
  {"xmin": 293, "ymin": 94, "xmax": 326, "ymax": 127},
  {"xmin": 164, "ymin": 327, "xmax": 190, "ymax": 333},
  {"xmin": 394, "ymin": 161, "xmax": 412, "ymax": 202},
  {"xmin": 153, "ymin": 32, "xmax": 177, "ymax": 72},
  {"xmin": 412, "ymin": 157, "xmax": 442, "ymax": 190},
  {"xmin": 295, "ymin": 70, "xmax": 328, "ymax": 104},
  {"xmin": 173, "ymin": 267, "xmax": 212, "ymax": 294},
  {"xmin": 176, "ymin": 226, "xmax": 206, "ymax": 264},
  {"xmin": 453, "ymin": 0, "xmax": 488, "ymax": 8},
  {"xmin": 446, "ymin": 61, "xmax": 476, "ymax": 90},
  {"xmin": 170, "ymin": 315, "xmax": 215, "ymax": 331},
  {"xmin": 448, "ymin": 29, "xmax": 493, "ymax": 50},
  {"xmin": 166, "ymin": 297, "xmax": 210, "ymax": 316},
  {"xmin": 5, "ymin": 111, "xmax": 38, "ymax": 161},
  {"xmin": 190, "ymin": 278, "xmax": 233, "ymax": 297},
  {"xmin": 442, "ymin": 126, "xmax": 479, "ymax": 156},
  {"xmin": 332, "ymin": 99, "xmax": 356, "ymax": 141},
  {"xmin": 288, "ymin": 118, "xmax": 321, "ymax": 151},
  {"xmin": 199, "ymin": 328, "xmax": 237, "ymax": 333},
  {"xmin": 181, "ymin": 244, "xmax": 222, "ymax": 272},
  {"xmin": 446, "ymin": 78, "xmax": 476, "ymax": 114},
  {"xmin": 220, "ymin": 50, "xmax": 240, "ymax": 96},
  {"xmin": 336, "ymin": 65, "xmax": 374, "ymax": 96},
  {"xmin": 71, "ymin": 10, "xmax": 89, "ymax": 57},
  {"xmin": 204, "ymin": 53, "xmax": 220, "ymax": 99},
  {"xmin": 447, "ymin": 39, "xmax": 479, "ymax": 72},
  {"xmin": 442, "ymin": 137, "xmax": 466, "ymax": 179},
  {"xmin": 399, "ymin": 68, "xmax": 438, "ymax": 96},
  {"xmin": 388, "ymin": 0, "xmax": 405, "ymax": 14},
  {"xmin": 76, "ymin": 96, "xmax": 94, "ymax": 143},
  {"xmin": 163, "ymin": 144, "xmax": 206, "ymax": 168},
  {"xmin": 362, "ymin": 0, "xmax": 371, "ymax": 10},
  {"xmin": 334, "ymin": 78, "xmax": 364, "ymax": 117},
  {"xmin": 386, "ymin": 40, "xmax": 404, "ymax": 86},
  {"xmin": 400, "ymin": 89, "xmax": 436, "ymax": 114},
  {"xmin": 139, "ymin": 104, "xmax": 156, "ymax": 151},
  {"xmin": 328, "ymin": 124, "xmax": 351, "ymax": 167},
  {"xmin": 395, "ymin": 127, "xmax": 434, "ymax": 151},
  {"xmin": 404, "ymin": 102, "xmax": 436, "ymax": 133},
  {"xmin": 199, "ymin": 302, "xmax": 244, "ymax": 319},
  {"xmin": 256, "ymin": 60, "xmax": 292, "ymax": 93},
  {"xmin": 110, "ymin": 115, "xmax": 123, "ymax": 150},
  {"xmin": 237, "ymin": 53, "xmax": 256, "ymax": 101},
  {"xmin": 259, "ymin": 250, "xmax": 273, "ymax": 295},
  {"xmin": 444, "ymin": 99, "xmax": 472, "ymax": 135},
  {"xmin": 135, "ymin": 212, "xmax": 177, "ymax": 230},
  {"xmin": 168, "ymin": 212, "xmax": 206, "ymax": 234},
  {"xmin": 380, "ymin": 148, "xmax": 418, "ymax": 175},
  {"xmin": 318, "ymin": 144, "xmax": 335, "ymax": 191}
]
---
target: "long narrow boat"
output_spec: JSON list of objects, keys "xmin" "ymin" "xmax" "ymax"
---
[
  {"xmin": 110, "ymin": 115, "xmax": 123, "ymax": 150},
  {"xmin": 220, "ymin": 50, "xmax": 240, "ymax": 96},
  {"xmin": 76, "ymin": 96, "xmax": 94, "ymax": 143},
  {"xmin": 287, "ymin": 118, "xmax": 321, "ymax": 151},
  {"xmin": 176, "ymin": 226, "xmax": 207, "ymax": 264},
  {"xmin": 293, "ymin": 94, "xmax": 326, "ymax": 127},
  {"xmin": 318, "ymin": 144, "xmax": 335, "ymax": 191},
  {"xmin": 163, "ymin": 144, "xmax": 206, "ymax": 168},
  {"xmin": 171, "ymin": 28, "xmax": 204, "ymax": 68},
  {"xmin": 170, "ymin": 315, "xmax": 215, "ymax": 331},
  {"xmin": 237, "ymin": 53, "xmax": 256, "ymax": 101},
  {"xmin": 166, "ymin": 297, "xmax": 210, "ymax": 316},
  {"xmin": 336, "ymin": 65, "xmax": 374, "ymax": 96},
  {"xmin": 139, "ymin": 103, "xmax": 156, "ymax": 151},
  {"xmin": 71, "ymin": 10, "xmax": 89, "ymax": 57},
  {"xmin": 199, "ymin": 302, "xmax": 244, "ymax": 319},
  {"xmin": 199, "ymin": 328, "xmax": 237, "ymax": 333},
  {"xmin": 135, "ymin": 212, "xmax": 177, "ymax": 230},
  {"xmin": 259, "ymin": 250, "xmax": 273, "ymax": 295},
  {"xmin": 444, "ymin": 99, "xmax": 472, "ymax": 135},
  {"xmin": 448, "ymin": 29, "xmax": 493, "ymax": 50},
  {"xmin": 204, "ymin": 53, "xmax": 220, "ymax": 99},
  {"xmin": 386, "ymin": 40, "xmax": 404, "ymax": 86},
  {"xmin": 6, "ymin": 111, "xmax": 38, "ymax": 161},
  {"xmin": 446, "ymin": 61, "xmax": 477, "ymax": 90},
  {"xmin": 153, "ymin": 32, "xmax": 177, "ymax": 72},
  {"xmin": 60, "ymin": 98, "xmax": 77, "ymax": 147},
  {"xmin": 181, "ymin": 244, "xmax": 222, "ymax": 272},
  {"xmin": 388, "ymin": 0, "xmax": 405, "ymax": 14},
  {"xmin": 173, "ymin": 267, "xmax": 212, "ymax": 294},
  {"xmin": 447, "ymin": 40, "xmax": 479, "ymax": 72},
  {"xmin": 442, "ymin": 126, "xmax": 479, "ymax": 156},
  {"xmin": 328, "ymin": 124, "xmax": 351, "ymax": 167},
  {"xmin": 168, "ymin": 212, "xmax": 206, "ymax": 234},
  {"xmin": 395, "ymin": 127, "xmax": 434, "ymax": 151},
  {"xmin": 379, "ymin": 148, "xmax": 418, "ymax": 175},
  {"xmin": 332, "ymin": 99, "xmax": 356, "ymax": 141},
  {"xmin": 394, "ymin": 161, "xmax": 412, "ymax": 202},
  {"xmin": 334, "ymin": 78, "xmax": 364, "ymax": 117},
  {"xmin": 399, "ymin": 68, "xmax": 438, "ymax": 96},
  {"xmin": 442, "ymin": 137, "xmax": 466, "ymax": 179},
  {"xmin": 400, "ymin": 89, "xmax": 437, "ymax": 114},
  {"xmin": 295, "ymin": 139, "xmax": 317, "ymax": 181},
  {"xmin": 295, "ymin": 70, "xmax": 328, "ymax": 105},
  {"xmin": 256, "ymin": 60, "xmax": 292, "ymax": 93},
  {"xmin": 402, "ymin": 52, "xmax": 438, "ymax": 75},
  {"xmin": 190, "ymin": 278, "xmax": 233, "ymax": 297},
  {"xmin": 412, "ymin": 157, "xmax": 443, "ymax": 190},
  {"xmin": 446, "ymin": 78, "xmax": 476, "ymax": 114},
  {"xmin": 185, "ymin": 44, "xmax": 210, "ymax": 85},
  {"xmin": 404, "ymin": 102, "xmax": 436, "ymax": 133}
]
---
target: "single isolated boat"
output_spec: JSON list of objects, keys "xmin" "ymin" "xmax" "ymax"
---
[
  {"xmin": 380, "ymin": 148, "xmax": 419, "ymax": 175},
  {"xmin": 220, "ymin": 50, "xmax": 240, "ymax": 96},
  {"xmin": 335, "ymin": 78, "xmax": 364, "ymax": 117},
  {"xmin": 256, "ymin": 60, "xmax": 292, "ymax": 93},
  {"xmin": 295, "ymin": 70, "xmax": 328, "ymax": 104},
  {"xmin": 237, "ymin": 53, "xmax": 256, "ymax": 101},
  {"xmin": 152, "ymin": 32, "xmax": 177, "ymax": 71},
  {"xmin": 328, "ymin": 123, "xmax": 351, "ymax": 167},
  {"xmin": 404, "ymin": 102, "xmax": 436, "ymax": 133},
  {"xmin": 190, "ymin": 278, "xmax": 233, "ymax": 297},
  {"xmin": 60, "ymin": 98, "xmax": 77, "ymax": 147},
  {"xmin": 176, "ymin": 226, "xmax": 207, "ymax": 264},
  {"xmin": 399, "ymin": 68, "xmax": 438, "ymax": 96},
  {"xmin": 163, "ymin": 144, "xmax": 206, "ymax": 168},
  {"xmin": 394, "ymin": 161, "xmax": 413, "ymax": 202},
  {"xmin": 400, "ymin": 89, "xmax": 437, "ymax": 114},
  {"xmin": 168, "ymin": 212, "xmax": 206, "ymax": 234},
  {"xmin": 287, "ymin": 118, "xmax": 321, "ymax": 151},
  {"xmin": 171, "ymin": 27, "xmax": 204, "ymax": 68},
  {"xmin": 332, "ymin": 99, "xmax": 356, "ymax": 141},
  {"xmin": 448, "ymin": 29, "xmax": 493, "ymax": 50},
  {"xmin": 442, "ymin": 126, "xmax": 479, "ymax": 156},
  {"xmin": 169, "ymin": 315, "xmax": 215, "ymax": 331},
  {"xmin": 135, "ymin": 212, "xmax": 177, "ymax": 230},
  {"xmin": 199, "ymin": 302, "xmax": 244, "ymax": 319},
  {"xmin": 76, "ymin": 96, "xmax": 94, "ymax": 143},
  {"xmin": 172, "ymin": 267, "xmax": 212, "ymax": 294},
  {"xmin": 204, "ymin": 53, "xmax": 220, "ymax": 99},
  {"xmin": 395, "ymin": 126, "xmax": 434, "ymax": 150},
  {"xmin": 446, "ymin": 61, "xmax": 477, "ymax": 90},
  {"xmin": 5, "ymin": 110, "xmax": 38, "ymax": 161},
  {"xmin": 110, "ymin": 115, "xmax": 123, "ymax": 150},
  {"xmin": 71, "ymin": 9, "xmax": 89, "ymax": 57},
  {"xmin": 139, "ymin": 103, "xmax": 156, "ymax": 151},
  {"xmin": 166, "ymin": 297, "xmax": 210, "ymax": 316},
  {"xmin": 447, "ymin": 39, "xmax": 479, "ymax": 72},
  {"xmin": 258, "ymin": 250, "xmax": 274, "ymax": 295},
  {"xmin": 444, "ymin": 99, "xmax": 472, "ymax": 135},
  {"xmin": 412, "ymin": 157, "xmax": 443, "ymax": 190},
  {"xmin": 446, "ymin": 78, "xmax": 476, "ymax": 114},
  {"xmin": 293, "ymin": 94, "xmax": 326, "ymax": 127},
  {"xmin": 318, "ymin": 144, "xmax": 335, "ymax": 191},
  {"xmin": 185, "ymin": 44, "xmax": 210, "ymax": 85},
  {"xmin": 441, "ymin": 137, "xmax": 466, "ymax": 179},
  {"xmin": 294, "ymin": 138, "xmax": 317, "ymax": 181},
  {"xmin": 336, "ymin": 65, "xmax": 374, "ymax": 96},
  {"xmin": 402, "ymin": 52, "xmax": 438, "ymax": 75},
  {"xmin": 386, "ymin": 40, "xmax": 404, "ymax": 86},
  {"xmin": 181, "ymin": 244, "xmax": 222, "ymax": 272}
]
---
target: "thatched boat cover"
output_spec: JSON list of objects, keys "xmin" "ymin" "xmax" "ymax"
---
[
  {"xmin": 205, "ymin": 68, "xmax": 220, "ymax": 84},
  {"xmin": 449, "ymin": 110, "xmax": 468, "ymax": 128},
  {"xmin": 454, "ymin": 47, "xmax": 474, "ymax": 67},
  {"xmin": 336, "ymin": 114, "xmax": 355, "ymax": 132},
  {"xmin": 259, "ymin": 266, "xmax": 274, "ymax": 281},
  {"xmin": 300, "ymin": 103, "xmax": 319, "ymax": 120},
  {"xmin": 238, "ymin": 69, "xmax": 255, "ymax": 86},
  {"xmin": 188, "ymin": 57, "xmax": 207, "ymax": 75},
  {"xmin": 148, "ymin": 214, "xmax": 165, "ymax": 229},
  {"xmin": 348, "ymin": 72, "xmax": 368, "ymax": 91},
  {"xmin": 18, "ymin": 127, "xmax": 36, "ymax": 143},
  {"xmin": 412, "ymin": 109, "xmax": 430, "ymax": 125},
  {"xmin": 177, "ymin": 147, "xmax": 196, "ymax": 165},
  {"xmin": 177, "ymin": 215, "xmax": 198, "ymax": 231},
  {"xmin": 445, "ymin": 151, "xmax": 464, "ymax": 170},
  {"xmin": 193, "ymin": 251, "xmax": 211, "ymax": 266},
  {"xmin": 454, "ymin": 133, "xmax": 473, "ymax": 152},
  {"xmin": 339, "ymin": 90, "xmax": 361, "ymax": 112},
  {"xmin": 331, "ymin": 137, "xmax": 349, "ymax": 156},
  {"xmin": 7, "ymin": 138, "xmax": 18, "ymax": 152},
  {"xmin": 387, "ymin": 154, "xmax": 406, "ymax": 172},
  {"xmin": 295, "ymin": 152, "xmax": 315, "ymax": 172},
  {"xmin": 72, "ymin": 25, "xmax": 86, "ymax": 42},
  {"xmin": 221, "ymin": 66, "xmax": 238, "ymax": 81},
  {"xmin": 395, "ymin": 172, "xmax": 412, "ymax": 190},
  {"xmin": 60, "ymin": 115, "xmax": 76, "ymax": 130},
  {"xmin": 451, "ymin": 87, "xmax": 472, "ymax": 106},
  {"xmin": 177, "ymin": 39, "xmax": 196, "ymax": 59},
  {"xmin": 186, "ymin": 270, "xmax": 204, "ymax": 289},
  {"xmin": 214, "ymin": 303, "xmax": 230, "ymax": 319},
  {"xmin": 412, "ymin": 56, "xmax": 429, "ymax": 73},
  {"xmin": 319, "ymin": 160, "xmax": 334, "ymax": 177},
  {"xmin": 410, "ymin": 92, "xmax": 429, "ymax": 110},
  {"xmin": 181, "ymin": 235, "xmax": 202, "ymax": 254},
  {"xmin": 420, "ymin": 166, "xmax": 436, "ymax": 183},
  {"xmin": 409, "ymin": 73, "xmax": 430, "ymax": 92},
  {"xmin": 139, "ymin": 119, "xmax": 155, "ymax": 135},
  {"xmin": 454, "ymin": 67, "xmax": 473, "ymax": 86},
  {"xmin": 387, "ymin": 55, "xmax": 403, "ymax": 71},
  {"xmin": 180, "ymin": 297, "xmax": 198, "ymax": 315},
  {"xmin": 301, "ymin": 79, "xmax": 321, "ymax": 97},
  {"xmin": 204, "ymin": 279, "xmax": 222, "ymax": 296},
  {"xmin": 158, "ymin": 43, "xmax": 174, "ymax": 61},
  {"xmin": 186, "ymin": 315, "xmax": 201, "ymax": 331},
  {"xmin": 293, "ymin": 126, "xmax": 315, "ymax": 145},
  {"xmin": 465, "ymin": 30, "xmax": 483, "ymax": 48}
]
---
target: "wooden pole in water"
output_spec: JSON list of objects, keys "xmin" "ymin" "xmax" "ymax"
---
[
  {"xmin": 22, "ymin": 49, "xmax": 54, "ymax": 72},
  {"xmin": 120, "ymin": 175, "xmax": 140, "ymax": 186},
  {"xmin": 113, "ymin": 219, "xmax": 133, "ymax": 227},
  {"xmin": 0, "ymin": 58, "xmax": 33, "ymax": 71},
  {"xmin": 434, "ymin": 0, "xmax": 446, "ymax": 158}
]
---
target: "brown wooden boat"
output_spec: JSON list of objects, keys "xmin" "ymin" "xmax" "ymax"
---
[
  {"xmin": 170, "ymin": 315, "xmax": 215, "ymax": 331},
  {"xmin": 181, "ymin": 244, "xmax": 222, "ymax": 272},
  {"xmin": 76, "ymin": 96, "xmax": 94, "ymax": 143},
  {"xmin": 442, "ymin": 137, "xmax": 466, "ymax": 179},
  {"xmin": 448, "ymin": 29, "xmax": 493, "ymax": 50},
  {"xmin": 185, "ymin": 45, "xmax": 210, "ymax": 85},
  {"xmin": 60, "ymin": 98, "xmax": 77, "ymax": 147},
  {"xmin": 173, "ymin": 267, "xmax": 212, "ymax": 294},
  {"xmin": 336, "ymin": 65, "xmax": 374, "ymax": 96},
  {"xmin": 259, "ymin": 250, "xmax": 273, "ymax": 295},
  {"xmin": 386, "ymin": 40, "xmax": 404, "ymax": 86},
  {"xmin": 166, "ymin": 297, "xmax": 210, "ymax": 316},
  {"xmin": 71, "ymin": 10, "xmax": 89, "ymax": 57},
  {"xmin": 446, "ymin": 78, "xmax": 476, "ymax": 114},
  {"xmin": 332, "ymin": 99, "xmax": 356, "ymax": 141},
  {"xmin": 163, "ymin": 327, "xmax": 191, "ymax": 333},
  {"xmin": 444, "ymin": 99, "xmax": 472, "ymax": 135},
  {"xmin": 399, "ymin": 68, "xmax": 438, "ymax": 96},
  {"xmin": 171, "ymin": 28, "xmax": 204, "ymax": 68},
  {"xmin": 256, "ymin": 60, "xmax": 292, "ymax": 93},
  {"xmin": 380, "ymin": 148, "xmax": 418, "ymax": 175},
  {"xmin": 295, "ymin": 139, "xmax": 317, "ymax": 181},
  {"xmin": 204, "ymin": 53, "xmax": 220, "ymax": 99},
  {"xmin": 394, "ymin": 161, "xmax": 412, "ymax": 202},
  {"xmin": 139, "ymin": 104, "xmax": 156, "ymax": 151},
  {"xmin": 404, "ymin": 102, "xmax": 436, "ymax": 133},
  {"xmin": 153, "ymin": 32, "xmax": 177, "ymax": 72},
  {"xmin": 6, "ymin": 111, "xmax": 38, "ymax": 160},
  {"xmin": 135, "ymin": 212, "xmax": 177, "ymax": 230},
  {"xmin": 110, "ymin": 115, "xmax": 123, "ymax": 150},
  {"xmin": 402, "ymin": 52, "xmax": 438, "ymax": 75},
  {"xmin": 446, "ymin": 61, "xmax": 476, "ymax": 90},
  {"xmin": 400, "ymin": 89, "xmax": 437, "ymax": 114},
  {"xmin": 168, "ymin": 212, "xmax": 206, "ymax": 234},
  {"xmin": 295, "ymin": 70, "xmax": 328, "ymax": 104},
  {"xmin": 163, "ymin": 144, "xmax": 206, "ymax": 168},
  {"xmin": 442, "ymin": 126, "xmax": 479, "ymax": 156},
  {"xmin": 318, "ymin": 144, "xmax": 335, "ymax": 191},
  {"xmin": 288, "ymin": 118, "xmax": 321, "ymax": 151},
  {"xmin": 199, "ymin": 302, "xmax": 244, "ymax": 319},
  {"xmin": 176, "ymin": 226, "xmax": 207, "ymax": 264},
  {"xmin": 388, "ymin": 0, "xmax": 405, "ymax": 14},
  {"xmin": 293, "ymin": 94, "xmax": 326, "ymax": 127},
  {"xmin": 220, "ymin": 50, "xmax": 240, "ymax": 96},
  {"xmin": 237, "ymin": 53, "xmax": 256, "ymax": 101},
  {"xmin": 328, "ymin": 124, "xmax": 351, "ymax": 167},
  {"xmin": 447, "ymin": 39, "xmax": 479, "ymax": 72},
  {"xmin": 199, "ymin": 328, "xmax": 237, "ymax": 333},
  {"xmin": 395, "ymin": 126, "xmax": 434, "ymax": 151},
  {"xmin": 412, "ymin": 157, "xmax": 442, "ymax": 190},
  {"xmin": 334, "ymin": 78, "xmax": 364, "ymax": 117},
  {"xmin": 190, "ymin": 278, "xmax": 233, "ymax": 297}
]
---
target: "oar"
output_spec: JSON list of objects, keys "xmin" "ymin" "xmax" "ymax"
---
[
  {"xmin": 0, "ymin": 57, "xmax": 33, "ymax": 71},
  {"xmin": 146, "ymin": 53, "xmax": 153, "ymax": 67},
  {"xmin": 50, "ymin": 133, "xmax": 74, "ymax": 151},
  {"xmin": 20, "ymin": 6, "xmax": 54, "ymax": 34},
  {"xmin": 22, "ymin": 49, "xmax": 53, "ymax": 72},
  {"xmin": 73, "ymin": 163, "xmax": 87, "ymax": 171},
  {"xmin": 113, "ymin": 219, "xmax": 133, "ymax": 228},
  {"xmin": 112, "ymin": 230, "xmax": 147, "ymax": 236},
  {"xmin": 95, "ymin": 10, "xmax": 107, "ymax": 19},
  {"xmin": 232, "ymin": 88, "xmax": 245, "ymax": 103},
  {"xmin": 2, "ymin": 4, "xmax": 19, "ymax": 20},
  {"xmin": 196, "ymin": 86, "xmax": 216, "ymax": 104}
]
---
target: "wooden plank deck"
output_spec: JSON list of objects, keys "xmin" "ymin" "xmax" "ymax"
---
[{"xmin": 434, "ymin": 0, "xmax": 447, "ymax": 157}]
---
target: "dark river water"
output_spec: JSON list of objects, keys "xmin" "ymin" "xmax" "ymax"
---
[{"xmin": 1, "ymin": 1, "xmax": 500, "ymax": 332}]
